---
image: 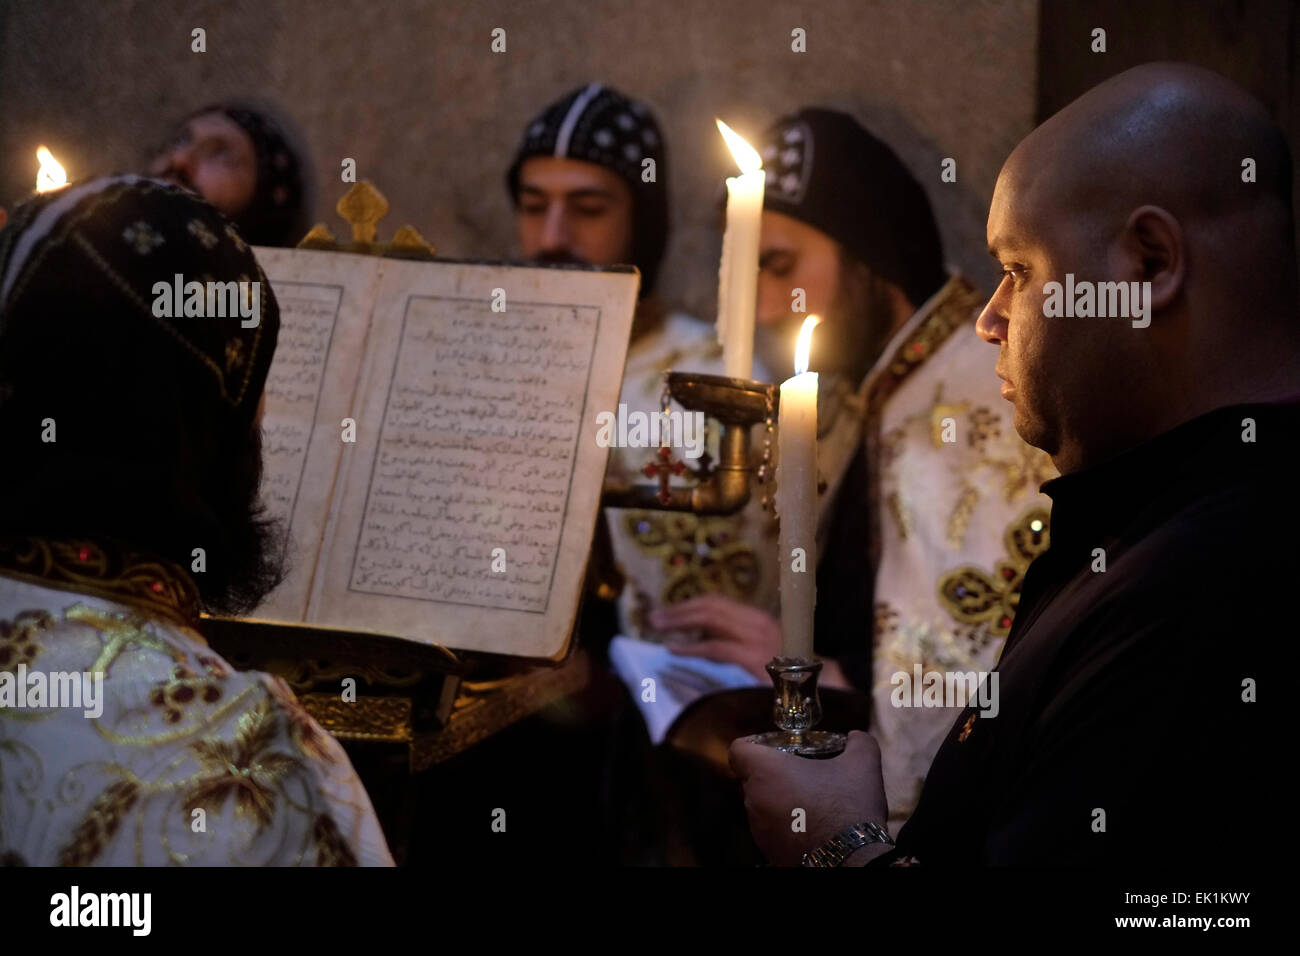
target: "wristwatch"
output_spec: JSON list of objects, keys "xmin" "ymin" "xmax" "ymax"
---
[{"xmin": 801, "ymin": 821, "xmax": 895, "ymax": 867}]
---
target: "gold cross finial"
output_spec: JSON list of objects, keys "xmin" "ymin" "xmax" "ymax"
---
[{"xmin": 336, "ymin": 181, "xmax": 389, "ymax": 246}]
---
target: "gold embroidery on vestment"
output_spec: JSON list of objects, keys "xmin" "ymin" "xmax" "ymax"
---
[
  {"xmin": 0, "ymin": 536, "xmax": 201, "ymax": 628},
  {"xmin": 958, "ymin": 712, "xmax": 977, "ymax": 742},
  {"xmin": 937, "ymin": 508, "xmax": 1051, "ymax": 636},
  {"xmin": 56, "ymin": 778, "xmax": 140, "ymax": 866},
  {"xmin": 185, "ymin": 695, "xmax": 296, "ymax": 832},
  {"xmin": 624, "ymin": 511, "xmax": 759, "ymax": 607}
]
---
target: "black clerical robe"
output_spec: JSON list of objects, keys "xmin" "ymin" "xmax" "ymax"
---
[{"xmin": 882, "ymin": 399, "xmax": 1295, "ymax": 866}]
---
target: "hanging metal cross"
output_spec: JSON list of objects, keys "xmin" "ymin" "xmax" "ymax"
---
[
  {"xmin": 644, "ymin": 385, "xmax": 688, "ymax": 505},
  {"xmin": 643, "ymin": 444, "xmax": 687, "ymax": 506}
]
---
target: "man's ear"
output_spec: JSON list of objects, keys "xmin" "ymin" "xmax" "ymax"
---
[{"xmin": 1124, "ymin": 205, "xmax": 1184, "ymax": 312}]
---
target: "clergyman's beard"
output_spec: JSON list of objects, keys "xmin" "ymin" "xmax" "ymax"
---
[
  {"xmin": 845, "ymin": 269, "xmax": 903, "ymax": 385},
  {"xmin": 752, "ymin": 269, "xmax": 896, "ymax": 386},
  {"xmin": 531, "ymin": 250, "xmax": 589, "ymax": 267},
  {"xmin": 196, "ymin": 424, "xmax": 288, "ymax": 617}
]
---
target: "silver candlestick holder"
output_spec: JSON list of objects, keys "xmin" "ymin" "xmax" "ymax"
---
[{"xmin": 751, "ymin": 657, "xmax": 846, "ymax": 758}]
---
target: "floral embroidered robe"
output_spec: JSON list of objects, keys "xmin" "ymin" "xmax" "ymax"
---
[
  {"xmin": 862, "ymin": 275, "xmax": 1057, "ymax": 829},
  {"xmin": 0, "ymin": 538, "xmax": 393, "ymax": 866}
]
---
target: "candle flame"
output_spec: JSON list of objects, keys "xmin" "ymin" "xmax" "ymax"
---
[
  {"xmin": 36, "ymin": 146, "xmax": 67, "ymax": 193},
  {"xmin": 716, "ymin": 119, "xmax": 763, "ymax": 174},
  {"xmin": 794, "ymin": 315, "xmax": 821, "ymax": 376}
]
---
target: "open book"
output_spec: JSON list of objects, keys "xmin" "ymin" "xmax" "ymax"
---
[{"xmin": 246, "ymin": 247, "xmax": 639, "ymax": 660}]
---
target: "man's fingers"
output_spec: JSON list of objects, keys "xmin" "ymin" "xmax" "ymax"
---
[
  {"xmin": 729, "ymin": 734, "xmax": 800, "ymax": 779},
  {"xmin": 652, "ymin": 596, "xmax": 774, "ymax": 645},
  {"xmin": 728, "ymin": 735, "xmax": 770, "ymax": 778},
  {"xmin": 652, "ymin": 603, "xmax": 722, "ymax": 630},
  {"xmin": 651, "ymin": 592, "xmax": 741, "ymax": 624},
  {"xmin": 843, "ymin": 729, "xmax": 882, "ymax": 763},
  {"xmin": 653, "ymin": 607, "xmax": 746, "ymax": 642},
  {"xmin": 665, "ymin": 640, "xmax": 742, "ymax": 664},
  {"xmin": 677, "ymin": 592, "xmax": 735, "ymax": 612}
]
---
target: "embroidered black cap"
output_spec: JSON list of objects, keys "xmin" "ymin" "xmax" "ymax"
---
[
  {"xmin": 756, "ymin": 108, "xmax": 946, "ymax": 307},
  {"xmin": 506, "ymin": 83, "xmax": 669, "ymax": 296}
]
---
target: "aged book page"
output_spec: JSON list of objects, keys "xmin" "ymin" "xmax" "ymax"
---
[
  {"xmin": 287, "ymin": 257, "xmax": 637, "ymax": 659},
  {"xmin": 251, "ymin": 248, "xmax": 383, "ymax": 623}
]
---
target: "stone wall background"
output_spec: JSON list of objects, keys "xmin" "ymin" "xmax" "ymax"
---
[
  {"xmin": 0, "ymin": 0, "xmax": 1038, "ymax": 318},
  {"xmin": 1038, "ymin": 0, "xmax": 1299, "ymax": 275},
  {"xmin": 6, "ymin": 1, "xmax": 1294, "ymax": 316}
]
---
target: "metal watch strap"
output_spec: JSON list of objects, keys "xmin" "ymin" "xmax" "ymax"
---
[{"xmin": 801, "ymin": 821, "xmax": 894, "ymax": 867}]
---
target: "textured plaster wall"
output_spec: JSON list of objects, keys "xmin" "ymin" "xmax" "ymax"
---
[{"xmin": 0, "ymin": 0, "xmax": 1039, "ymax": 316}]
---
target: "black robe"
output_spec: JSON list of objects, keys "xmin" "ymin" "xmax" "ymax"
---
[{"xmin": 880, "ymin": 399, "xmax": 1295, "ymax": 866}]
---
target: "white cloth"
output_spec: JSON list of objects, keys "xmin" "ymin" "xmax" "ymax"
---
[
  {"xmin": 0, "ymin": 572, "xmax": 393, "ymax": 866},
  {"xmin": 608, "ymin": 636, "xmax": 759, "ymax": 744}
]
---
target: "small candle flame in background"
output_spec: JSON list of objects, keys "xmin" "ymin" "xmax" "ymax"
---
[
  {"xmin": 794, "ymin": 314, "xmax": 821, "ymax": 375},
  {"xmin": 716, "ymin": 119, "xmax": 763, "ymax": 174},
  {"xmin": 36, "ymin": 146, "xmax": 67, "ymax": 193}
]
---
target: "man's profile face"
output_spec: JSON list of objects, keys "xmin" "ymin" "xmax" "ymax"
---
[
  {"xmin": 149, "ymin": 112, "xmax": 257, "ymax": 219},
  {"xmin": 976, "ymin": 164, "xmax": 1113, "ymax": 463},
  {"xmin": 515, "ymin": 157, "xmax": 634, "ymax": 269}
]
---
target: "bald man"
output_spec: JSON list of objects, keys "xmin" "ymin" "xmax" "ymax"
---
[{"xmin": 731, "ymin": 63, "xmax": 1294, "ymax": 867}]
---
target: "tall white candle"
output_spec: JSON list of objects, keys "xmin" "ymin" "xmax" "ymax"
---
[
  {"xmin": 715, "ymin": 120, "xmax": 764, "ymax": 380},
  {"xmin": 776, "ymin": 316, "xmax": 820, "ymax": 660}
]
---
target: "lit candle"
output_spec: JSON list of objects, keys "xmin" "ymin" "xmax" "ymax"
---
[
  {"xmin": 35, "ymin": 146, "xmax": 67, "ymax": 193},
  {"xmin": 776, "ymin": 315, "xmax": 820, "ymax": 660},
  {"xmin": 715, "ymin": 119, "xmax": 764, "ymax": 380}
]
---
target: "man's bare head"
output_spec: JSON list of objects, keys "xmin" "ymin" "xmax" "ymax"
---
[{"xmin": 976, "ymin": 62, "xmax": 1299, "ymax": 474}]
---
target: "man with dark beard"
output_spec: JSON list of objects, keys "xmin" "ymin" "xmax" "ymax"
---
[{"xmin": 0, "ymin": 177, "xmax": 391, "ymax": 866}]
